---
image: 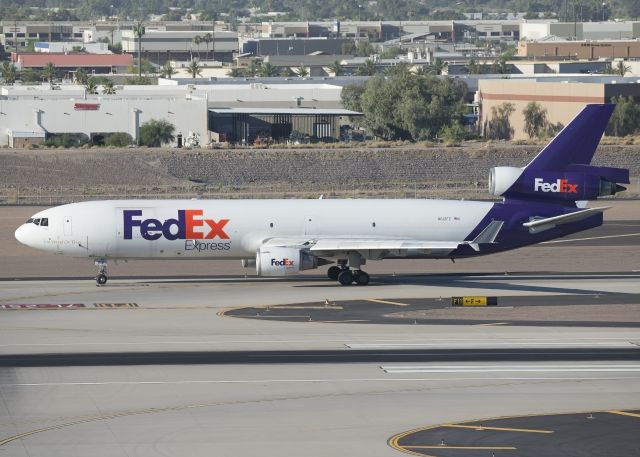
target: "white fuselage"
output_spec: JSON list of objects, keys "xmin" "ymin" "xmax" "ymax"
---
[{"xmin": 15, "ymin": 199, "xmax": 494, "ymax": 260}]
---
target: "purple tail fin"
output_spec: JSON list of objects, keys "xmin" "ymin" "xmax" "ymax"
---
[{"xmin": 525, "ymin": 104, "xmax": 615, "ymax": 171}]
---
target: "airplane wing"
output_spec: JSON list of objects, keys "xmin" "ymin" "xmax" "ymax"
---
[
  {"xmin": 523, "ymin": 207, "xmax": 609, "ymax": 233},
  {"xmin": 260, "ymin": 220, "xmax": 504, "ymax": 257}
]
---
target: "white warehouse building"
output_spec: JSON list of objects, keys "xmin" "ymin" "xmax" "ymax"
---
[
  {"xmin": 0, "ymin": 80, "xmax": 348, "ymax": 147},
  {"xmin": 0, "ymin": 85, "xmax": 208, "ymax": 147}
]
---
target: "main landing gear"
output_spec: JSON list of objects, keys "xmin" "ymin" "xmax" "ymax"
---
[
  {"xmin": 95, "ymin": 259, "xmax": 108, "ymax": 286},
  {"xmin": 326, "ymin": 255, "xmax": 370, "ymax": 286}
]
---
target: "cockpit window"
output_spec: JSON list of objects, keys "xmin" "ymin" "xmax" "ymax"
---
[
  {"xmin": 40, "ymin": 218, "xmax": 48, "ymax": 227},
  {"xmin": 26, "ymin": 218, "xmax": 34, "ymax": 224},
  {"xmin": 33, "ymin": 219, "xmax": 41, "ymax": 226}
]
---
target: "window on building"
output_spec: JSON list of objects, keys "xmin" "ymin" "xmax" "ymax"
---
[{"xmin": 491, "ymin": 31, "xmax": 500, "ymax": 36}]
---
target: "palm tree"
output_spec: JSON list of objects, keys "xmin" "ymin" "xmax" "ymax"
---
[
  {"xmin": 1, "ymin": 61, "xmax": 17, "ymax": 84},
  {"xmin": 279, "ymin": 67, "xmax": 296, "ymax": 77},
  {"xmin": 327, "ymin": 60, "xmax": 343, "ymax": 76},
  {"xmin": 102, "ymin": 80, "xmax": 116, "ymax": 94},
  {"xmin": 192, "ymin": 35, "xmax": 202, "ymax": 58},
  {"xmin": 429, "ymin": 57, "xmax": 447, "ymax": 75},
  {"xmin": 257, "ymin": 62, "xmax": 278, "ymax": 77},
  {"xmin": 74, "ymin": 67, "xmax": 89, "ymax": 85},
  {"xmin": 188, "ymin": 59, "xmax": 202, "ymax": 78},
  {"xmin": 245, "ymin": 61, "xmax": 260, "ymax": 77},
  {"xmin": 161, "ymin": 61, "xmax": 176, "ymax": 79},
  {"xmin": 355, "ymin": 59, "xmax": 376, "ymax": 76},
  {"xmin": 466, "ymin": 58, "xmax": 482, "ymax": 75},
  {"xmin": 614, "ymin": 60, "xmax": 631, "ymax": 76},
  {"xmin": 227, "ymin": 67, "xmax": 244, "ymax": 77},
  {"xmin": 203, "ymin": 33, "xmax": 213, "ymax": 58},
  {"xmin": 295, "ymin": 65, "xmax": 309, "ymax": 77},
  {"xmin": 42, "ymin": 62, "xmax": 57, "ymax": 85},
  {"xmin": 133, "ymin": 21, "xmax": 145, "ymax": 79},
  {"xmin": 85, "ymin": 78, "xmax": 98, "ymax": 94}
]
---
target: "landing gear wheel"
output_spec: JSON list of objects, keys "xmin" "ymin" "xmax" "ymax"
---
[
  {"xmin": 354, "ymin": 271, "xmax": 370, "ymax": 286},
  {"xmin": 96, "ymin": 274, "xmax": 108, "ymax": 286},
  {"xmin": 337, "ymin": 270, "xmax": 354, "ymax": 286},
  {"xmin": 327, "ymin": 266, "xmax": 342, "ymax": 281}
]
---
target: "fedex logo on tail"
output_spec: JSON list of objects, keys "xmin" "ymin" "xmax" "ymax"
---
[
  {"xmin": 124, "ymin": 210, "xmax": 229, "ymax": 241},
  {"xmin": 534, "ymin": 178, "xmax": 578, "ymax": 194}
]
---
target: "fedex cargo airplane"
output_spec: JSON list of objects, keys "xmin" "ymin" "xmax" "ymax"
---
[{"xmin": 14, "ymin": 104, "xmax": 629, "ymax": 286}]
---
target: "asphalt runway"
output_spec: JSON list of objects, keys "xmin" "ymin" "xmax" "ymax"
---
[{"xmin": 1, "ymin": 201, "xmax": 640, "ymax": 456}]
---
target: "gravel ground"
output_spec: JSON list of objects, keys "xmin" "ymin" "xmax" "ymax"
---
[{"xmin": 1, "ymin": 144, "xmax": 639, "ymax": 204}]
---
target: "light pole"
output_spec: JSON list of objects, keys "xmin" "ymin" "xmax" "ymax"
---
[{"xmin": 602, "ymin": 2, "xmax": 606, "ymax": 21}]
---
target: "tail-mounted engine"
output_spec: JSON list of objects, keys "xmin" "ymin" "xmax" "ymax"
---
[{"xmin": 489, "ymin": 165, "xmax": 629, "ymax": 201}]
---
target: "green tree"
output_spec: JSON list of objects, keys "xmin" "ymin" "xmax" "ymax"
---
[
  {"xmin": 295, "ymin": 65, "xmax": 309, "ymax": 77},
  {"xmin": 188, "ymin": 59, "xmax": 202, "ymax": 78},
  {"xmin": 353, "ymin": 73, "xmax": 467, "ymax": 140},
  {"xmin": 340, "ymin": 84, "xmax": 365, "ymax": 113},
  {"xmin": 192, "ymin": 35, "xmax": 203, "ymax": 58},
  {"xmin": 439, "ymin": 123, "xmax": 467, "ymax": 145},
  {"xmin": 1, "ymin": 61, "xmax": 17, "ymax": 84},
  {"xmin": 133, "ymin": 21, "xmax": 145, "ymax": 79},
  {"xmin": 466, "ymin": 58, "xmax": 483, "ymax": 75},
  {"xmin": 613, "ymin": 61, "xmax": 631, "ymax": 76},
  {"xmin": 105, "ymin": 132, "xmax": 133, "ymax": 147},
  {"xmin": 427, "ymin": 58, "xmax": 447, "ymax": 75},
  {"xmin": 522, "ymin": 102, "xmax": 548, "ymax": 139},
  {"xmin": 74, "ymin": 68, "xmax": 89, "ymax": 85},
  {"xmin": 257, "ymin": 62, "xmax": 279, "ymax": 77},
  {"xmin": 102, "ymin": 80, "xmax": 116, "ymax": 95},
  {"xmin": 42, "ymin": 62, "xmax": 57, "ymax": 85},
  {"xmin": 139, "ymin": 119, "xmax": 175, "ymax": 147},
  {"xmin": 161, "ymin": 61, "xmax": 176, "ymax": 79},
  {"xmin": 85, "ymin": 78, "xmax": 98, "ymax": 94},
  {"xmin": 355, "ymin": 59, "xmax": 377, "ymax": 76},
  {"xmin": 279, "ymin": 67, "xmax": 296, "ymax": 77},
  {"xmin": 245, "ymin": 61, "xmax": 260, "ymax": 77},
  {"xmin": 484, "ymin": 103, "xmax": 515, "ymax": 140},
  {"xmin": 227, "ymin": 67, "xmax": 245, "ymax": 77},
  {"xmin": 606, "ymin": 96, "xmax": 640, "ymax": 137},
  {"xmin": 327, "ymin": 60, "xmax": 343, "ymax": 76}
]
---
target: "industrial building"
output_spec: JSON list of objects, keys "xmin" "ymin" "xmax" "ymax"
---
[
  {"xmin": 11, "ymin": 52, "xmax": 134, "ymax": 74},
  {"xmin": 518, "ymin": 38, "xmax": 640, "ymax": 59},
  {"xmin": 520, "ymin": 21, "xmax": 640, "ymax": 41},
  {"xmin": 478, "ymin": 78, "xmax": 640, "ymax": 140},
  {"xmin": 0, "ymin": 81, "xmax": 354, "ymax": 147},
  {"xmin": 120, "ymin": 30, "xmax": 238, "ymax": 64}
]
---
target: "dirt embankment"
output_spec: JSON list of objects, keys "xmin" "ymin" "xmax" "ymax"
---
[{"xmin": 1, "ymin": 144, "xmax": 639, "ymax": 204}]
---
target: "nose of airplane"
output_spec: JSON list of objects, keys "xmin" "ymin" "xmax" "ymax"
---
[{"xmin": 14, "ymin": 225, "xmax": 28, "ymax": 246}]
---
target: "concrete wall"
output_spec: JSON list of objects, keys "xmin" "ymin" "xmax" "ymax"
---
[
  {"xmin": 0, "ymin": 97, "xmax": 208, "ymax": 147},
  {"xmin": 479, "ymin": 79, "xmax": 606, "ymax": 140}
]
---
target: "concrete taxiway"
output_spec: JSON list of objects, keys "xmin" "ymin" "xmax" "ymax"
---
[{"xmin": 1, "ymin": 272, "xmax": 640, "ymax": 457}]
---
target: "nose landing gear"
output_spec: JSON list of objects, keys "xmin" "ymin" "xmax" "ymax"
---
[{"xmin": 95, "ymin": 259, "xmax": 108, "ymax": 286}]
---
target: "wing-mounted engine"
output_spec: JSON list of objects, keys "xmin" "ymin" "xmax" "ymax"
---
[
  {"xmin": 256, "ymin": 246, "xmax": 327, "ymax": 276},
  {"xmin": 489, "ymin": 165, "xmax": 628, "ymax": 201}
]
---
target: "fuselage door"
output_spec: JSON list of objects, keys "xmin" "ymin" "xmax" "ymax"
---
[{"xmin": 63, "ymin": 216, "xmax": 72, "ymax": 236}]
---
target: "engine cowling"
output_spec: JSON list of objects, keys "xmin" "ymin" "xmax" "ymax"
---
[
  {"xmin": 489, "ymin": 166, "xmax": 628, "ymax": 200},
  {"xmin": 256, "ymin": 246, "xmax": 319, "ymax": 276},
  {"xmin": 489, "ymin": 167, "xmax": 523, "ymax": 196}
]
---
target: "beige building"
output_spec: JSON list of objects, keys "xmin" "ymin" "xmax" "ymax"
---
[
  {"xmin": 518, "ymin": 39, "xmax": 640, "ymax": 59},
  {"xmin": 478, "ymin": 79, "xmax": 640, "ymax": 140}
]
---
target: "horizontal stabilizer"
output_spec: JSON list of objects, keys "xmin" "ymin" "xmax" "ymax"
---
[
  {"xmin": 468, "ymin": 220, "xmax": 504, "ymax": 252},
  {"xmin": 523, "ymin": 207, "xmax": 609, "ymax": 234}
]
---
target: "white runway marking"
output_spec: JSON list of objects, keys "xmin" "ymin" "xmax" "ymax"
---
[
  {"xmin": 2, "ymin": 375, "xmax": 638, "ymax": 387},
  {"xmin": 381, "ymin": 364, "xmax": 640, "ymax": 374},
  {"xmin": 345, "ymin": 342, "xmax": 637, "ymax": 349}
]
